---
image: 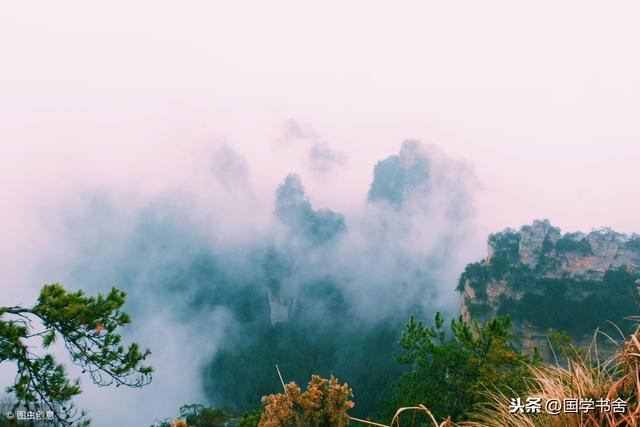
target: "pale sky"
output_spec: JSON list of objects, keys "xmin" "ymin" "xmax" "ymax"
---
[
  {"xmin": 1, "ymin": 2, "xmax": 640, "ymax": 424},
  {"xmin": 2, "ymin": 1, "xmax": 638, "ymax": 234}
]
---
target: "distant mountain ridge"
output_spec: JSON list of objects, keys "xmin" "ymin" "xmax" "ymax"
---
[{"xmin": 459, "ymin": 219, "xmax": 640, "ymax": 354}]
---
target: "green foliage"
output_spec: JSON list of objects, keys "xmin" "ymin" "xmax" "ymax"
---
[
  {"xmin": 547, "ymin": 330, "xmax": 586, "ymax": 361},
  {"xmin": 456, "ymin": 261, "xmax": 490, "ymax": 296},
  {"xmin": 465, "ymin": 300, "xmax": 492, "ymax": 319},
  {"xmin": 555, "ymin": 234, "xmax": 593, "ymax": 255},
  {"xmin": 626, "ymin": 236, "xmax": 640, "ymax": 250},
  {"xmin": 490, "ymin": 254, "xmax": 509, "ymax": 280},
  {"xmin": 0, "ymin": 283, "xmax": 152, "ymax": 426},
  {"xmin": 498, "ymin": 268, "xmax": 639, "ymax": 337},
  {"xmin": 488, "ymin": 229, "xmax": 521, "ymax": 263},
  {"xmin": 150, "ymin": 406, "xmax": 260, "ymax": 427},
  {"xmin": 235, "ymin": 410, "xmax": 262, "ymax": 427},
  {"xmin": 179, "ymin": 404, "xmax": 232, "ymax": 426},
  {"xmin": 204, "ymin": 291, "xmax": 404, "ymax": 418},
  {"xmin": 385, "ymin": 313, "xmax": 537, "ymax": 423},
  {"xmin": 541, "ymin": 234, "xmax": 555, "ymax": 255}
]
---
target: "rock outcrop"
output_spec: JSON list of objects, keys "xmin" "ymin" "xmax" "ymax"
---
[{"xmin": 459, "ymin": 219, "xmax": 640, "ymax": 355}]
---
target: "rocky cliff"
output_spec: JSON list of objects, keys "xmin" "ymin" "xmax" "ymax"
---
[{"xmin": 459, "ymin": 219, "xmax": 640, "ymax": 354}]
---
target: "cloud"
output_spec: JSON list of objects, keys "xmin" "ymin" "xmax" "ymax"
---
[
  {"xmin": 2, "ymin": 139, "xmax": 478, "ymax": 424},
  {"xmin": 278, "ymin": 119, "xmax": 346, "ymax": 174}
]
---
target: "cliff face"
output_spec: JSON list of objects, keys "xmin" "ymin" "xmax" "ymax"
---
[{"xmin": 459, "ymin": 220, "xmax": 640, "ymax": 353}]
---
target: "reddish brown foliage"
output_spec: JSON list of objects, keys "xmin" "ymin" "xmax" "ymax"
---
[{"xmin": 260, "ymin": 375, "xmax": 354, "ymax": 427}]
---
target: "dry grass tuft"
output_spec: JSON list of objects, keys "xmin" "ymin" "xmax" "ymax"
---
[
  {"xmin": 462, "ymin": 326, "xmax": 640, "ymax": 427},
  {"xmin": 350, "ymin": 404, "xmax": 452, "ymax": 427},
  {"xmin": 261, "ymin": 322, "xmax": 640, "ymax": 427}
]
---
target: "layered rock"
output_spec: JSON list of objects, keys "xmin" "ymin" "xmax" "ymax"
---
[{"xmin": 459, "ymin": 220, "xmax": 640, "ymax": 354}]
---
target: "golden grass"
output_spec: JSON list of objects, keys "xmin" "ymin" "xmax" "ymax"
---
[
  {"xmin": 460, "ymin": 326, "xmax": 640, "ymax": 427},
  {"xmin": 350, "ymin": 405, "xmax": 452, "ymax": 427},
  {"xmin": 350, "ymin": 325, "xmax": 640, "ymax": 427},
  {"xmin": 166, "ymin": 323, "xmax": 640, "ymax": 427}
]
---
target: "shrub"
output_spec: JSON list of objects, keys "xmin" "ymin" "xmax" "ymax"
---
[
  {"xmin": 385, "ymin": 314, "xmax": 537, "ymax": 423},
  {"xmin": 150, "ymin": 404, "xmax": 233, "ymax": 427},
  {"xmin": 464, "ymin": 325, "xmax": 640, "ymax": 426},
  {"xmin": 236, "ymin": 410, "xmax": 262, "ymax": 427},
  {"xmin": 555, "ymin": 235, "xmax": 593, "ymax": 255},
  {"xmin": 626, "ymin": 236, "xmax": 640, "ymax": 250},
  {"xmin": 260, "ymin": 375, "xmax": 354, "ymax": 427}
]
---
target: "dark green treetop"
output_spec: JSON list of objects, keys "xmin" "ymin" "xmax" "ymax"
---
[{"xmin": 386, "ymin": 313, "xmax": 538, "ymax": 423}]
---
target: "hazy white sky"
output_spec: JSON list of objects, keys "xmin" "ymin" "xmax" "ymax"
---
[
  {"xmin": 2, "ymin": 0, "xmax": 639, "ymax": 232},
  {"xmin": 1, "ymin": 2, "xmax": 639, "ymax": 425},
  {"xmin": 1, "ymin": 0, "xmax": 639, "ymax": 287}
]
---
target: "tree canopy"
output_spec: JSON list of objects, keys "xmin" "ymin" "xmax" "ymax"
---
[
  {"xmin": 0, "ymin": 283, "xmax": 152, "ymax": 426},
  {"xmin": 386, "ymin": 313, "xmax": 538, "ymax": 423}
]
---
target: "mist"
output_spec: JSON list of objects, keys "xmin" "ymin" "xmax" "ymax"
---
[
  {"xmin": 2, "ymin": 2, "xmax": 640, "ymax": 425},
  {"xmin": 4, "ymin": 140, "xmax": 472, "ymax": 425}
]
